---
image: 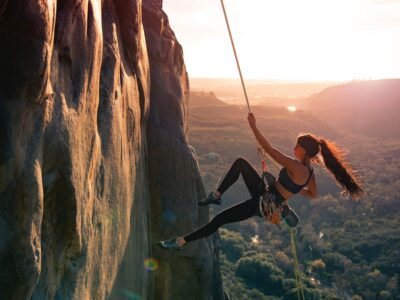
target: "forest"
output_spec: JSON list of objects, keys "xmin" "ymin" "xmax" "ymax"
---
[{"xmin": 188, "ymin": 86, "xmax": 400, "ymax": 299}]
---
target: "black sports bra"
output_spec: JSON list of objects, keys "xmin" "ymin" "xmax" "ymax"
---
[{"xmin": 278, "ymin": 165, "xmax": 313, "ymax": 194}]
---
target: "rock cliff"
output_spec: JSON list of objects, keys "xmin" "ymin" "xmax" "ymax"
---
[
  {"xmin": 143, "ymin": 1, "xmax": 223, "ymax": 299},
  {"xmin": 0, "ymin": 0, "xmax": 223, "ymax": 299},
  {"xmin": 0, "ymin": 0, "xmax": 151, "ymax": 298}
]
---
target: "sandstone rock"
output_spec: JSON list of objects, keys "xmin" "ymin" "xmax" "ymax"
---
[
  {"xmin": 0, "ymin": 0, "xmax": 150, "ymax": 299},
  {"xmin": 143, "ymin": 1, "xmax": 224, "ymax": 299},
  {"xmin": 0, "ymin": 0, "xmax": 225, "ymax": 299}
]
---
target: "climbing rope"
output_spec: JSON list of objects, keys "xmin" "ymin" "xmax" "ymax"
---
[
  {"xmin": 290, "ymin": 228, "xmax": 305, "ymax": 300},
  {"xmin": 219, "ymin": 1, "xmax": 304, "ymax": 299},
  {"xmin": 220, "ymin": 0, "xmax": 281, "ymax": 171},
  {"xmin": 219, "ymin": 0, "xmax": 251, "ymax": 113}
]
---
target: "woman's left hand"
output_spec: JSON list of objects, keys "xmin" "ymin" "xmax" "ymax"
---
[{"xmin": 248, "ymin": 113, "xmax": 256, "ymax": 128}]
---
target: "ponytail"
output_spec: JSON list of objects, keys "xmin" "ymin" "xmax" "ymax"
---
[{"xmin": 318, "ymin": 139, "xmax": 364, "ymax": 198}]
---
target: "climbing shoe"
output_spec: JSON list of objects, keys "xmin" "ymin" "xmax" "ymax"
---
[
  {"xmin": 158, "ymin": 238, "xmax": 183, "ymax": 250},
  {"xmin": 198, "ymin": 192, "xmax": 222, "ymax": 206}
]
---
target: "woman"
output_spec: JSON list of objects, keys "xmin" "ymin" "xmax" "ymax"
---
[{"xmin": 159, "ymin": 113, "xmax": 363, "ymax": 250}]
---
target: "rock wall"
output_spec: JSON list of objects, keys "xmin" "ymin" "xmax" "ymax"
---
[
  {"xmin": 143, "ymin": 1, "xmax": 224, "ymax": 299},
  {"xmin": 0, "ymin": 0, "xmax": 225, "ymax": 299},
  {"xmin": 0, "ymin": 0, "xmax": 150, "ymax": 299}
]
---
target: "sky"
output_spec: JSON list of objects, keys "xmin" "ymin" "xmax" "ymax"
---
[{"xmin": 163, "ymin": 0, "xmax": 400, "ymax": 81}]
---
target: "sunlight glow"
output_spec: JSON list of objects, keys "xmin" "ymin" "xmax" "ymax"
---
[
  {"xmin": 251, "ymin": 235, "xmax": 260, "ymax": 246},
  {"xmin": 310, "ymin": 277, "xmax": 321, "ymax": 286},
  {"xmin": 287, "ymin": 106, "xmax": 297, "ymax": 112},
  {"xmin": 164, "ymin": 0, "xmax": 400, "ymax": 81}
]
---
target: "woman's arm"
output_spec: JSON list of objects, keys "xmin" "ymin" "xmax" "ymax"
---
[
  {"xmin": 299, "ymin": 175, "xmax": 317, "ymax": 198},
  {"xmin": 248, "ymin": 113, "xmax": 300, "ymax": 170}
]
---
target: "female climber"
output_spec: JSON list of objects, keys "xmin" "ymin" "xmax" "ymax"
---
[{"xmin": 159, "ymin": 113, "xmax": 363, "ymax": 250}]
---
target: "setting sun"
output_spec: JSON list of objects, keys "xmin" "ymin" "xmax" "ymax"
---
[{"xmin": 287, "ymin": 106, "xmax": 297, "ymax": 112}]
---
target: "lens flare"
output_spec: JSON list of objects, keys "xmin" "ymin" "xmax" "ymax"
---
[
  {"xmin": 120, "ymin": 289, "xmax": 143, "ymax": 300},
  {"xmin": 163, "ymin": 210, "xmax": 177, "ymax": 223},
  {"xmin": 144, "ymin": 258, "xmax": 159, "ymax": 272}
]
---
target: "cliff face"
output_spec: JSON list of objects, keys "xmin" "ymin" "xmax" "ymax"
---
[
  {"xmin": 0, "ymin": 0, "xmax": 150, "ymax": 299},
  {"xmin": 0, "ymin": 1, "xmax": 224, "ymax": 299},
  {"xmin": 143, "ymin": 0, "xmax": 222, "ymax": 299}
]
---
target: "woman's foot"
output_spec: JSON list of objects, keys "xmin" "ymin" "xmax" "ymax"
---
[
  {"xmin": 198, "ymin": 192, "xmax": 222, "ymax": 206},
  {"xmin": 158, "ymin": 237, "xmax": 186, "ymax": 250}
]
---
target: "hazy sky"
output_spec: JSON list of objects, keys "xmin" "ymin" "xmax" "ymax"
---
[{"xmin": 163, "ymin": 0, "xmax": 400, "ymax": 81}]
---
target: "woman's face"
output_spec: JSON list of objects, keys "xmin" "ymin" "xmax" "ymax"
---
[{"xmin": 294, "ymin": 143, "xmax": 306, "ymax": 160}]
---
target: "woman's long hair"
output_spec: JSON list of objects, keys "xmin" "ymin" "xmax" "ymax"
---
[{"xmin": 297, "ymin": 134, "xmax": 364, "ymax": 198}]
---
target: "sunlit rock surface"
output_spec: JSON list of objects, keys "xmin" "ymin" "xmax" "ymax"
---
[
  {"xmin": 0, "ymin": 0, "xmax": 150, "ymax": 299},
  {"xmin": 0, "ymin": 0, "xmax": 225, "ymax": 299}
]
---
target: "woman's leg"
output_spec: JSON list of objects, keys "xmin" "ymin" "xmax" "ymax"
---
[
  {"xmin": 217, "ymin": 158, "xmax": 265, "ymax": 199},
  {"xmin": 184, "ymin": 198, "xmax": 259, "ymax": 243}
]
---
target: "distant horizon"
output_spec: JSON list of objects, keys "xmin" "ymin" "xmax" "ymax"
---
[
  {"xmin": 188, "ymin": 77, "xmax": 400, "ymax": 100},
  {"xmin": 189, "ymin": 76, "xmax": 400, "ymax": 86},
  {"xmin": 190, "ymin": 77, "xmax": 344, "ymax": 84}
]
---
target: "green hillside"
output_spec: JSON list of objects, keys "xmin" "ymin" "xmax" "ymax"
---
[
  {"xmin": 188, "ymin": 91, "xmax": 400, "ymax": 299},
  {"xmin": 307, "ymin": 79, "xmax": 400, "ymax": 138}
]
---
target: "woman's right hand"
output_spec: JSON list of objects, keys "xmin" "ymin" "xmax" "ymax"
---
[{"xmin": 248, "ymin": 113, "xmax": 256, "ymax": 128}]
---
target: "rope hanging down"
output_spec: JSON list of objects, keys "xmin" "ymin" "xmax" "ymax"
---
[
  {"xmin": 219, "ymin": 0, "xmax": 251, "ymax": 113},
  {"xmin": 219, "ymin": 2, "xmax": 305, "ymax": 299},
  {"xmin": 291, "ymin": 229, "xmax": 306, "ymax": 300},
  {"xmin": 219, "ymin": 0, "xmax": 280, "ymax": 171}
]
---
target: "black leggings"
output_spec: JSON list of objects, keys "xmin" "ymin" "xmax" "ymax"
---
[{"xmin": 184, "ymin": 158, "xmax": 265, "ymax": 243}]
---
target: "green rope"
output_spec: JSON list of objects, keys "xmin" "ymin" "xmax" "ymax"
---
[{"xmin": 290, "ymin": 228, "xmax": 305, "ymax": 300}]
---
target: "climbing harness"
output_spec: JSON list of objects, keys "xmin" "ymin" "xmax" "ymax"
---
[
  {"xmin": 258, "ymin": 168, "xmax": 284, "ymax": 227},
  {"xmin": 219, "ymin": 1, "xmax": 305, "ymax": 298}
]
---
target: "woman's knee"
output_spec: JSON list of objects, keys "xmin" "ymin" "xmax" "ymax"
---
[{"xmin": 233, "ymin": 157, "xmax": 250, "ymax": 169}]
